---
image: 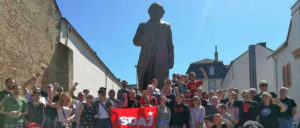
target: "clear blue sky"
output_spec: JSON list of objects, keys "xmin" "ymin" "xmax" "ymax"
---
[{"xmin": 56, "ymin": 0, "xmax": 297, "ymax": 84}]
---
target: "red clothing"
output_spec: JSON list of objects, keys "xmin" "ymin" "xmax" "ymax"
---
[
  {"xmin": 139, "ymin": 96, "xmax": 158, "ymax": 106},
  {"xmin": 187, "ymin": 80, "xmax": 203, "ymax": 97},
  {"xmin": 183, "ymin": 98, "xmax": 192, "ymax": 107}
]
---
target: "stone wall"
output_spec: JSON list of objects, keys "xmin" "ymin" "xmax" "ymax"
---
[{"xmin": 0, "ymin": 0, "xmax": 61, "ymax": 89}]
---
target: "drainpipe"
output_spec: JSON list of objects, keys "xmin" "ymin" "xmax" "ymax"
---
[{"xmin": 273, "ymin": 57, "xmax": 279, "ymax": 94}]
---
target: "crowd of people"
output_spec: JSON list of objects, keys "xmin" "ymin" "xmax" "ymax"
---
[{"xmin": 0, "ymin": 69, "xmax": 297, "ymax": 128}]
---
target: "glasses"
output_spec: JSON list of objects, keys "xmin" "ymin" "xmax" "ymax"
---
[{"xmin": 260, "ymin": 84, "xmax": 268, "ymax": 87}]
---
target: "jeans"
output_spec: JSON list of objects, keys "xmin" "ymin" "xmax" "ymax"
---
[
  {"xmin": 278, "ymin": 117, "xmax": 294, "ymax": 128},
  {"xmin": 95, "ymin": 118, "xmax": 112, "ymax": 128}
]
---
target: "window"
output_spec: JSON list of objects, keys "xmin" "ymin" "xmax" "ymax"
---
[
  {"xmin": 209, "ymin": 66, "xmax": 215, "ymax": 75},
  {"xmin": 286, "ymin": 63, "xmax": 291, "ymax": 87},
  {"xmin": 208, "ymin": 80, "xmax": 216, "ymax": 91},
  {"xmin": 282, "ymin": 63, "xmax": 292, "ymax": 88},
  {"xmin": 282, "ymin": 65, "xmax": 286, "ymax": 87}
]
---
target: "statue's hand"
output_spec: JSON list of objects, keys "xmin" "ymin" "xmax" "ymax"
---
[
  {"xmin": 168, "ymin": 55, "xmax": 174, "ymax": 69},
  {"xmin": 169, "ymin": 63, "xmax": 174, "ymax": 69},
  {"xmin": 140, "ymin": 34, "xmax": 152, "ymax": 45}
]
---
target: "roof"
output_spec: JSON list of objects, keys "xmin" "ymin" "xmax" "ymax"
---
[
  {"xmin": 221, "ymin": 43, "xmax": 274, "ymax": 85},
  {"xmin": 127, "ymin": 84, "xmax": 137, "ymax": 87},
  {"xmin": 224, "ymin": 65, "xmax": 230, "ymax": 69},
  {"xmin": 127, "ymin": 84, "xmax": 138, "ymax": 89},
  {"xmin": 186, "ymin": 59, "xmax": 228, "ymax": 79},
  {"xmin": 191, "ymin": 58, "xmax": 223, "ymax": 65},
  {"xmin": 269, "ymin": 20, "xmax": 292, "ymax": 58},
  {"xmin": 61, "ymin": 18, "xmax": 121, "ymax": 86}
]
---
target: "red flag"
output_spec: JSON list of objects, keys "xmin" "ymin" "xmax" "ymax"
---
[
  {"xmin": 111, "ymin": 106, "xmax": 158, "ymax": 128},
  {"xmin": 26, "ymin": 122, "xmax": 43, "ymax": 128}
]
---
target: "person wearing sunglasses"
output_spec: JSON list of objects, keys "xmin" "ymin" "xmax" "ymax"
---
[
  {"xmin": 229, "ymin": 90, "xmax": 259, "ymax": 127},
  {"xmin": 253, "ymin": 80, "xmax": 277, "ymax": 106},
  {"xmin": 93, "ymin": 87, "xmax": 114, "ymax": 128}
]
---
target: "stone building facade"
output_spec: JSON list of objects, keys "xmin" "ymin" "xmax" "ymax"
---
[
  {"xmin": 0, "ymin": 0, "xmax": 121, "ymax": 93},
  {"xmin": 0, "ymin": 0, "xmax": 61, "ymax": 89}
]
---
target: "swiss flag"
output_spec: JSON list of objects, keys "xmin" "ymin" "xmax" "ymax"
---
[{"xmin": 111, "ymin": 106, "xmax": 158, "ymax": 128}]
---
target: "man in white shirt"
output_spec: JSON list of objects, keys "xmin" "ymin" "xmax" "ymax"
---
[{"xmin": 93, "ymin": 87, "xmax": 114, "ymax": 128}]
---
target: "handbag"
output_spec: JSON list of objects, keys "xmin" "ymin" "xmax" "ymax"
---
[
  {"xmin": 56, "ymin": 104, "xmax": 71, "ymax": 128},
  {"xmin": 99, "ymin": 100, "xmax": 110, "ymax": 117}
]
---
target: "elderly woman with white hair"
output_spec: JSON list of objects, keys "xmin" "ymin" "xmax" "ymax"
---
[{"xmin": 157, "ymin": 95, "xmax": 171, "ymax": 128}]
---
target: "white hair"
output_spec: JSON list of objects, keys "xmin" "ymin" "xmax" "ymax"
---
[
  {"xmin": 147, "ymin": 85, "xmax": 154, "ymax": 90},
  {"xmin": 197, "ymin": 87, "xmax": 203, "ymax": 91},
  {"xmin": 280, "ymin": 87, "xmax": 288, "ymax": 91},
  {"xmin": 249, "ymin": 88, "xmax": 256, "ymax": 91}
]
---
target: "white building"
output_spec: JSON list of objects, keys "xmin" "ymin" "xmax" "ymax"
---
[
  {"xmin": 270, "ymin": 0, "xmax": 300, "ymax": 121},
  {"xmin": 221, "ymin": 43, "xmax": 276, "ymax": 93},
  {"xmin": 59, "ymin": 18, "xmax": 121, "ymax": 96}
]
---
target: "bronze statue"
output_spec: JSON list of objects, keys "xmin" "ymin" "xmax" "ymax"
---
[{"xmin": 133, "ymin": 3, "xmax": 174, "ymax": 91}]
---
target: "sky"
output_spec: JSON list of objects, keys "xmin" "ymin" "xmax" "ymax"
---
[{"xmin": 56, "ymin": 0, "xmax": 297, "ymax": 84}]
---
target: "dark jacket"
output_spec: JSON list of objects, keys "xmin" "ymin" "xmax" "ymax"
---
[
  {"xmin": 25, "ymin": 101, "xmax": 45, "ymax": 124},
  {"xmin": 93, "ymin": 98, "xmax": 114, "ymax": 117}
]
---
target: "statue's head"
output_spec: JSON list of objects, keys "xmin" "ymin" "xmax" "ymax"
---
[{"xmin": 148, "ymin": 3, "xmax": 165, "ymax": 19}]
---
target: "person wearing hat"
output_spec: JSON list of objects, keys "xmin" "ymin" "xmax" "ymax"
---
[
  {"xmin": 253, "ymin": 80, "xmax": 277, "ymax": 106},
  {"xmin": 93, "ymin": 87, "xmax": 114, "ymax": 128}
]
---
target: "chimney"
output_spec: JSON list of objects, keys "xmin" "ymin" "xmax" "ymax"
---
[
  {"xmin": 257, "ymin": 42, "xmax": 266, "ymax": 48},
  {"xmin": 214, "ymin": 45, "xmax": 218, "ymax": 62}
]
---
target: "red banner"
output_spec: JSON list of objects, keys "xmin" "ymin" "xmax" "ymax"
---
[{"xmin": 111, "ymin": 106, "xmax": 158, "ymax": 128}]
